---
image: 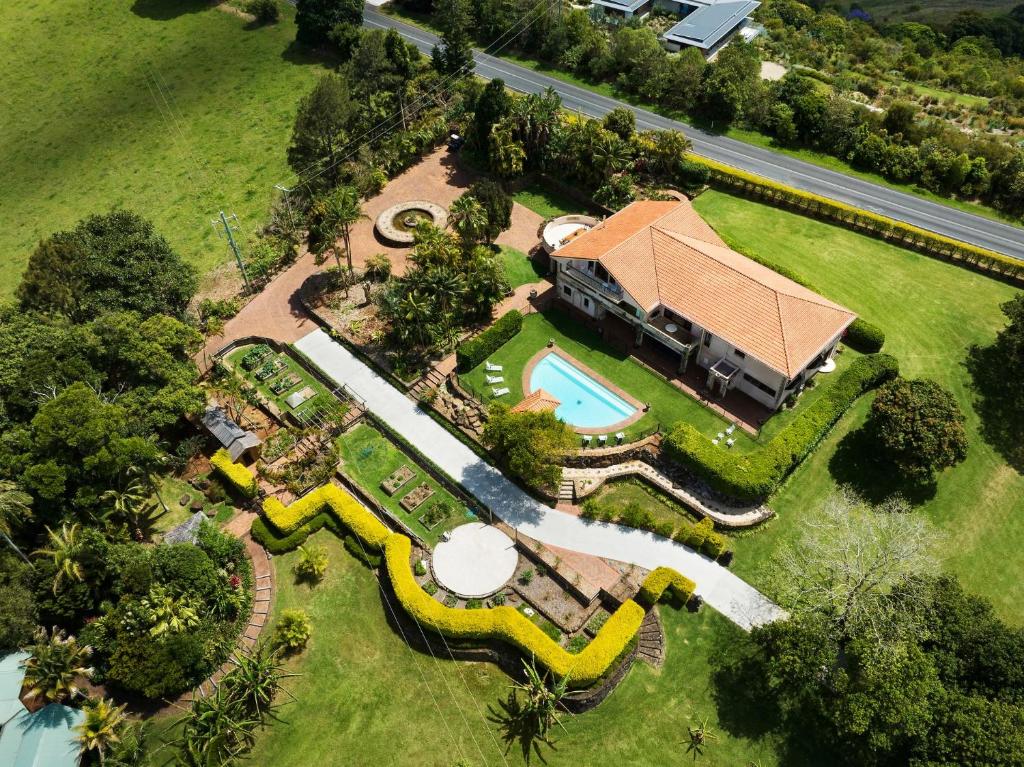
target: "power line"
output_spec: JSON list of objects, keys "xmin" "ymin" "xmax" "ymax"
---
[{"xmin": 279, "ymin": 0, "xmax": 559, "ymax": 193}]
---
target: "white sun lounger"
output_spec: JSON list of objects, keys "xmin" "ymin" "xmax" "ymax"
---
[
  {"xmin": 717, "ymin": 432, "xmax": 725, "ymax": 440},
  {"xmin": 726, "ymin": 438, "xmax": 735, "ymax": 448},
  {"xmin": 582, "ymin": 435, "xmax": 593, "ymax": 447},
  {"xmin": 486, "ymin": 375, "xmax": 504, "ymax": 384},
  {"xmin": 712, "ymin": 438, "xmax": 720, "ymax": 446},
  {"xmin": 725, "ymin": 424, "xmax": 736, "ymax": 435},
  {"xmin": 485, "ymin": 362, "xmax": 503, "ymax": 372},
  {"xmin": 492, "ymin": 387, "xmax": 510, "ymax": 397},
  {"xmin": 598, "ymin": 434, "xmax": 607, "ymax": 445},
  {"xmin": 615, "ymin": 432, "xmax": 625, "ymax": 444}
]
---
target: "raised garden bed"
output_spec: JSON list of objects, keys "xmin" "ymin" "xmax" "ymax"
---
[
  {"xmin": 269, "ymin": 372, "xmax": 301, "ymax": 395},
  {"xmin": 381, "ymin": 465, "xmax": 415, "ymax": 496},
  {"xmin": 418, "ymin": 499, "xmax": 454, "ymax": 530},
  {"xmin": 255, "ymin": 357, "xmax": 287, "ymax": 381},
  {"xmin": 241, "ymin": 344, "xmax": 273, "ymax": 371},
  {"xmin": 399, "ymin": 482, "xmax": 434, "ymax": 512}
]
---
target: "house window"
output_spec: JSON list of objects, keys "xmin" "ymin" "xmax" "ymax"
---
[
  {"xmin": 583, "ymin": 297, "xmax": 590, "ymax": 309},
  {"xmin": 733, "ymin": 349, "xmax": 746, "ymax": 359},
  {"xmin": 743, "ymin": 373, "xmax": 775, "ymax": 396},
  {"xmin": 563, "ymin": 285, "xmax": 572, "ymax": 297},
  {"xmin": 702, "ymin": 333, "xmax": 711, "ymax": 347}
]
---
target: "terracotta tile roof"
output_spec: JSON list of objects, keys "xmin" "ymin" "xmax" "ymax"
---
[
  {"xmin": 552, "ymin": 199, "xmax": 856, "ymax": 377},
  {"xmin": 511, "ymin": 388, "xmax": 561, "ymax": 414}
]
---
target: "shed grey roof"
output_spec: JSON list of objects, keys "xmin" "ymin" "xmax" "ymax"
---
[
  {"xmin": 664, "ymin": 0, "xmax": 759, "ymax": 49},
  {"xmin": 228, "ymin": 433, "xmax": 263, "ymax": 462},
  {"xmin": 202, "ymin": 406, "xmax": 247, "ymax": 448},
  {"xmin": 163, "ymin": 511, "xmax": 207, "ymax": 546},
  {"xmin": 0, "ymin": 654, "xmax": 84, "ymax": 767},
  {"xmin": 590, "ymin": 0, "xmax": 651, "ymax": 13}
]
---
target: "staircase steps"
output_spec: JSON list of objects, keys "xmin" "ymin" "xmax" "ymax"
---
[
  {"xmin": 557, "ymin": 478, "xmax": 575, "ymax": 503},
  {"xmin": 636, "ymin": 609, "xmax": 665, "ymax": 668}
]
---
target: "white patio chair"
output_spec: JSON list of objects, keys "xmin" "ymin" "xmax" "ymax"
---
[
  {"xmin": 598, "ymin": 434, "xmax": 607, "ymax": 445},
  {"xmin": 485, "ymin": 361, "xmax": 503, "ymax": 372},
  {"xmin": 615, "ymin": 432, "xmax": 625, "ymax": 444},
  {"xmin": 582, "ymin": 435, "xmax": 593, "ymax": 447},
  {"xmin": 712, "ymin": 438, "xmax": 720, "ymax": 446},
  {"xmin": 485, "ymin": 375, "xmax": 504, "ymax": 384},
  {"xmin": 725, "ymin": 424, "xmax": 736, "ymax": 435},
  {"xmin": 492, "ymin": 387, "xmax": 510, "ymax": 397},
  {"xmin": 717, "ymin": 432, "xmax": 725, "ymax": 440},
  {"xmin": 726, "ymin": 438, "xmax": 735, "ymax": 448}
]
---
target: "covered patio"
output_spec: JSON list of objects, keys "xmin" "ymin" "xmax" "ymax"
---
[{"xmin": 565, "ymin": 306, "xmax": 773, "ymax": 435}]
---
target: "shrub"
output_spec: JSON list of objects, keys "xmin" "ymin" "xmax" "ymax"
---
[
  {"xmin": 246, "ymin": 0, "xmax": 280, "ymax": 23},
  {"xmin": 250, "ymin": 513, "xmax": 337, "ymax": 554},
  {"xmin": 210, "ymin": 449, "xmax": 257, "ymax": 499},
  {"xmin": 384, "ymin": 534, "xmax": 645, "ymax": 686},
  {"xmin": 424, "ymin": 581, "xmax": 438, "ymax": 596},
  {"xmin": 702, "ymin": 530, "xmax": 728, "ymax": 560},
  {"xmin": 364, "ymin": 253, "xmax": 392, "ymax": 282},
  {"xmin": 664, "ymin": 354, "xmax": 899, "ymax": 502},
  {"xmin": 519, "ymin": 568, "xmax": 534, "ymax": 585},
  {"xmin": 293, "ymin": 544, "xmax": 328, "ymax": 581},
  {"xmin": 654, "ymin": 521, "xmax": 676, "ymax": 539},
  {"xmin": 845, "ymin": 318, "xmax": 886, "ymax": 353},
  {"xmin": 414, "ymin": 560, "xmax": 427, "ymax": 576},
  {"xmin": 466, "ymin": 599, "xmax": 483, "ymax": 609},
  {"xmin": 567, "ymin": 634, "xmax": 590, "ymax": 654},
  {"xmin": 344, "ymin": 534, "xmax": 383, "ymax": 568},
  {"xmin": 275, "ymin": 610, "xmax": 312, "ymax": 653},
  {"xmin": 263, "ymin": 483, "xmax": 390, "ymax": 547},
  {"xmin": 637, "ymin": 567, "xmax": 697, "ymax": 608},
  {"xmin": 456, "ymin": 310, "xmax": 523, "ymax": 372}
]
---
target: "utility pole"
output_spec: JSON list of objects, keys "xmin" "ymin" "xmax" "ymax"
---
[{"xmin": 212, "ymin": 211, "xmax": 251, "ymax": 293}]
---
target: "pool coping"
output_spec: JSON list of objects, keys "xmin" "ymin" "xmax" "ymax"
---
[{"xmin": 521, "ymin": 345, "xmax": 647, "ymax": 435}]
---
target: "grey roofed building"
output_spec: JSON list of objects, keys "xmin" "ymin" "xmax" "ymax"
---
[
  {"xmin": 0, "ymin": 653, "xmax": 84, "ymax": 767},
  {"xmin": 201, "ymin": 405, "xmax": 263, "ymax": 462},
  {"xmin": 663, "ymin": 0, "xmax": 760, "ymax": 51},
  {"xmin": 163, "ymin": 510, "xmax": 207, "ymax": 546}
]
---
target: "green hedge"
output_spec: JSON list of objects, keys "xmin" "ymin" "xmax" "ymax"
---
[
  {"xmin": 637, "ymin": 567, "xmax": 697, "ymax": 608},
  {"xmin": 251, "ymin": 513, "xmax": 339, "ymax": 554},
  {"xmin": 456, "ymin": 310, "xmax": 523, "ymax": 373},
  {"xmin": 845, "ymin": 318, "xmax": 886, "ymax": 353},
  {"xmin": 664, "ymin": 353, "xmax": 899, "ymax": 502}
]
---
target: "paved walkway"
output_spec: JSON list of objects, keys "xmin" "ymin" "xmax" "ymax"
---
[{"xmin": 294, "ymin": 328, "xmax": 785, "ymax": 630}]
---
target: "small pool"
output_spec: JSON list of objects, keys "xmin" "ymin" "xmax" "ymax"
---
[{"xmin": 529, "ymin": 352, "xmax": 637, "ymax": 430}]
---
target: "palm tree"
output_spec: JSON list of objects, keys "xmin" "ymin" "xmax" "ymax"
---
[
  {"xmin": 293, "ymin": 544, "xmax": 329, "ymax": 583},
  {"xmin": 77, "ymin": 697, "xmax": 128, "ymax": 765},
  {"xmin": 314, "ymin": 186, "xmax": 366, "ymax": 272},
  {"xmin": 106, "ymin": 721, "xmax": 150, "ymax": 767},
  {"xmin": 447, "ymin": 195, "xmax": 488, "ymax": 246},
  {"xmin": 175, "ymin": 686, "xmax": 260, "ymax": 767},
  {"xmin": 685, "ymin": 716, "xmax": 718, "ymax": 762},
  {"xmin": 220, "ymin": 642, "xmax": 296, "ymax": 719},
  {"xmin": 129, "ymin": 462, "xmax": 169, "ymax": 515},
  {"xmin": 0, "ymin": 480, "xmax": 33, "ymax": 564},
  {"xmin": 34, "ymin": 522, "xmax": 85, "ymax": 594},
  {"xmin": 101, "ymin": 480, "xmax": 149, "ymax": 541},
  {"xmin": 510, "ymin": 657, "xmax": 569, "ymax": 741},
  {"xmin": 21, "ymin": 628, "xmax": 92, "ymax": 704}
]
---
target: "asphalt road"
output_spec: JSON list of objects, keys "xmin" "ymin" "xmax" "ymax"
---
[{"xmin": 364, "ymin": 8, "xmax": 1024, "ymax": 260}]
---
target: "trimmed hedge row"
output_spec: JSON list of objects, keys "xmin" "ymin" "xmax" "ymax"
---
[
  {"xmin": 456, "ymin": 310, "xmax": 523, "ymax": 373},
  {"xmin": 263, "ymin": 483, "xmax": 391, "ymax": 547},
  {"xmin": 252, "ymin": 484, "xmax": 651, "ymax": 687},
  {"xmin": 637, "ymin": 567, "xmax": 697, "ymax": 608},
  {"xmin": 385, "ymin": 534, "xmax": 646, "ymax": 686},
  {"xmin": 690, "ymin": 154, "xmax": 1024, "ymax": 285},
  {"xmin": 210, "ymin": 449, "xmax": 258, "ymax": 498},
  {"xmin": 664, "ymin": 353, "xmax": 899, "ymax": 502}
]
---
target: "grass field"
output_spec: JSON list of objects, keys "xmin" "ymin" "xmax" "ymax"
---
[
  {"xmin": 498, "ymin": 246, "xmax": 545, "ymax": 289},
  {"xmin": 246, "ymin": 530, "xmax": 782, "ymax": 767},
  {"xmin": 336, "ymin": 423, "xmax": 471, "ymax": 546},
  {"xmin": 693, "ymin": 190, "xmax": 1024, "ymax": 624},
  {"xmin": 0, "ymin": 0, "xmax": 329, "ymax": 297},
  {"xmin": 227, "ymin": 344, "xmax": 333, "ymax": 418},
  {"xmin": 511, "ymin": 180, "xmax": 593, "ymax": 220}
]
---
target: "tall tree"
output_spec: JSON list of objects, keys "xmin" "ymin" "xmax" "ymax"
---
[
  {"xmin": 295, "ymin": 0, "xmax": 362, "ymax": 47},
  {"xmin": 35, "ymin": 523, "xmax": 87, "ymax": 594},
  {"xmin": 482, "ymin": 405, "xmax": 576, "ymax": 490},
  {"xmin": 17, "ymin": 211, "xmax": 196, "ymax": 322},
  {"xmin": 287, "ymin": 74, "xmax": 359, "ymax": 195},
  {"xmin": 308, "ymin": 185, "xmax": 365, "ymax": 272},
  {"xmin": 432, "ymin": 0, "xmax": 474, "ymax": 76},
  {"xmin": 0, "ymin": 481, "xmax": 32, "ymax": 563},
  {"xmin": 447, "ymin": 194, "xmax": 488, "ymax": 246}
]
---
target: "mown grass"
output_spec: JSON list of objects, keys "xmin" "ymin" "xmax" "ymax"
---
[
  {"xmin": 498, "ymin": 245, "xmax": 545, "ymax": 289},
  {"xmin": 511, "ymin": 181, "xmax": 591, "ymax": 219},
  {"xmin": 0, "ymin": 0, "xmax": 330, "ymax": 296},
  {"xmin": 693, "ymin": 190, "xmax": 1024, "ymax": 624},
  {"xmin": 244, "ymin": 530, "xmax": 781, "ymax": 767}
]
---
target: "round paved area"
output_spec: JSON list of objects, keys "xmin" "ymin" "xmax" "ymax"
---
[{"xmin": 431, "ymin": 522, "xmax": 518, "ymax": 599}]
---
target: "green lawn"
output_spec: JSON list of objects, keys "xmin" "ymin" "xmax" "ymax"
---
[
  {"xmin": 592, "ymin": 479, "xmax": 700, "ymax": 528},
  {"xmin": 498, "ymin": 246, "xmax": 545, "ymax": 289},
  {"xmin": 511, "ymin": 179, "xmax": 594, "ymax": 220},
  {"xmin": 0, "ymin": 0, "xmax": 330, "ymax": 297},
  {"xmin": 693, "ymin": 190, "xmax": 1024, "ymax": 624},
  {"xmin": 460, "ymin": 310, "xmax": 748, "ymax": 445},
  {"xmin": 245, "ymin": 530, "xmax": 781, "ymax": 767},
  {"xmin": 903, "ymin": 81, "xmax": 990, "ymax": 109},
  {"xmin": 336, "ymin": 423, "xmax": 471, "ymax": 546},
  {"xmin": 226, "ymin": 344, "xmax": 332, "ymax": 420}
]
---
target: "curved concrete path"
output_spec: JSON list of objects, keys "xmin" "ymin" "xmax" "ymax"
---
[{"xmin": 295, "ymin": 329, "xmax": 785, "ymax": 630}]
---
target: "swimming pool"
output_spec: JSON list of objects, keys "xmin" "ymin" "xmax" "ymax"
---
[{"xmin": 528, "ymin": 352, "xmax": 638, "ymax": 430}]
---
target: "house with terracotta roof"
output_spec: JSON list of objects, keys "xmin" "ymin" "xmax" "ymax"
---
[{"xmin": 549, "ymin": 198, "xmax": 856, "ymax": 411}]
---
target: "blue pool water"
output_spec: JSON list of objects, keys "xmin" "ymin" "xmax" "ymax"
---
[{"xmin": 529, "ymin": 353, "xmax": 637, "ymax": 429}]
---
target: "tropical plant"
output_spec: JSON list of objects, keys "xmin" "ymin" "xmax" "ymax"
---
[
  {"xmin": 364, "ymin": 253, "xmax": 392, "ymax": 282},
  {"xmin": 274, "ymin": 609, "xmax": 312, "ymax": 653},
  {"xmin": 509, "ymin": 657, "xmax": 569, "ymax": 741},
  {"xmin": 448, "ymin": 194, "xmax": 488, "ymax": 246},
  {"xmin": 34, "ymin": 522, "xmax": 85, "ymax": 594},
  {"xmin": 174, "ymin": 686, "xmax": 260, "ymax": 767},
  {"xmin": 293, "ymin": 544, "xmax": 329, "ymax": 582},
  {"xmin": 685, "ymin": 716, "xmax": 718, "ymax": 761},
  {"xmin": 0, "ymin": 480, "xmax": 32, "ymax": 563},
  {"xmin": 77, "ymin": 697, "xmax": 128, "ymax": 765},
  {"xmin": 221, "ymin": 642, "xmax": 296, "ymax": 719},
  {"xmin": 21, "ymin": 627, "xmax": 92, "ymax": 704},
  {"xmin": 309, "ymin": 185, "xmax": 365, "ymax": 272},
  {"xmin": 105, "ymin": 721, "xmax": 150, "ymax": 767},
  {"xmin": 101, "ymin": 480, "xmax": 153, "ymax": 541},
  {"xmin": 142, "ymin": 585, "xmax": 201, "ymax": 638}
]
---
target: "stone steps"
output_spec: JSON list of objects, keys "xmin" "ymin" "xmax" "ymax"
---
[
  {"xmin": 636, "ymin": 609, "xmax": 665, "ymax": 668},
  {"xmin": 557, "ymin": 478, "xmax": 575, "ymax": 503}
]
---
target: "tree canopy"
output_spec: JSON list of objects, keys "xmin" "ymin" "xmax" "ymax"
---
[
  {"xmin": 17, "ymin": 210, "xmax": 196, "ymax": 322},
  {"xmin": 482, "ymin": 404, "xmax": 576, "ymax": 489}
]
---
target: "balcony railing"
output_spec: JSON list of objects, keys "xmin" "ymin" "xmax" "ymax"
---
[{"xmin": 565, "ymin": 266, "xmax": 623, "ymax": 299}]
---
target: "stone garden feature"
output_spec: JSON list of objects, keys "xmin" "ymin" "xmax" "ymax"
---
[
  {"xmin": 374, "ymin": 201, "xmax": 447, "ymax": 244},
  {"xmin": 431, "ymin": 522, "xmax": 519, "ymax": 599}
]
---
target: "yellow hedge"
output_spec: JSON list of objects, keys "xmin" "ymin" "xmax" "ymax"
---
[
  {"xmin": 688, "ymin": 154, "xmax": 1024, "ymax": 280},
  {"xmin": 210, "ymin": 449, "xmax": 257, "ymax": 498},
  {"xmin": 263, "ymin": 483, "xmax": 389, "ymax": 549},
  {"xmin": 385, "ymin": 534, "xmax": 645, "ymax": 686},
  {"xmin": 638, "ymin": 567, "xmax": 696, "ymax": 607}
]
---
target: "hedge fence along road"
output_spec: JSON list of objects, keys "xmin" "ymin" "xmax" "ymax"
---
[{"xmin": 252, "ymin": 482, "xmax": 695, "ymax": 687}]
